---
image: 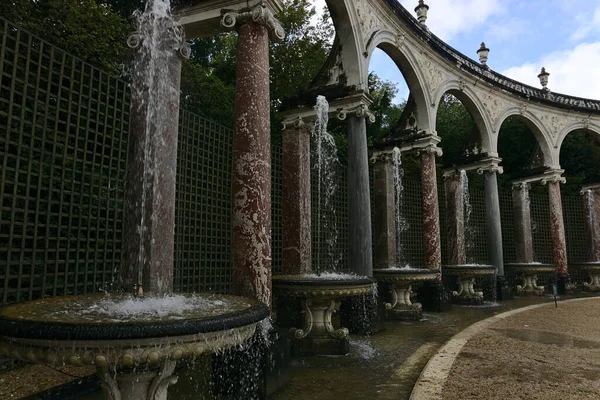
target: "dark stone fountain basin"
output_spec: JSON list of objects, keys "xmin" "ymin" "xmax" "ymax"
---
[
  {"xmin": 505, "ymin": 263, "xmax": 555, "ymax": 296},
  {"xmin": 0, "ymin": 293, "xmax": 269, "ymax": 400},
  {"xmin": 442, "ymin": 265, "xmax": 495, "ymax": 304},
  {"xmin": 570, "ymin": 262, "xmax": 600, "ymax": 291},
  {"xmin": 373, "ymin": 268, "xmax": 438, "ymax": 321},
  {"xmin": 272, "ymin": 274, "xmax": 373, "ymax": 356}
]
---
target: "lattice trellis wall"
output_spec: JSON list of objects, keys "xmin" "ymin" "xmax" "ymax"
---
[
  {"xmin": 0, "ymin": 18, "xmax": 130, "ymax": 305},
  {"xmin": 564, "ymin": 194, "xmax": 588, "ymax": 284}
]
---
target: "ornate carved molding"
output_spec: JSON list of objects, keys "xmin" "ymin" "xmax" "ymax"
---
[
  {"xmin": 221, "ymin": 2, "xmax": 285, "ymax": 42},
  {"xmin": 476, "ymin": 164, "xmax": 503, "ymax": 175},
  {"xmin": 512, "ymin": 181, "xmax": 531, "ymax": 191},
  {"xmin": 541, "ymin": 175, "xmax": 566, "ymax": 185},
  {"xmin": 281, "ymin": 115, "xmax": 308, "ymax": 131},
  {"xmin": 481, "ymin": 92, "xmax": 509, "ymax": 127},
  {"xmin": 416, "ymin": 53, "xmax": 447, "ymax": 104},
  {"xmin": 370, "ymin": 149, "xmax": 395, "ymax": 164},
  {"xmin": 336, "ymin": 104, "xmax": 376, "ymax": 123}
]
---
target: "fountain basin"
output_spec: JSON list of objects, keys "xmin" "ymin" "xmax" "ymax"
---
[
  {"xmin": 570, "ymin": 262, "xmax": 600, "ymax": 291},
  {"xmin": 0, "ymin": 293, "xmax": 269, "ymax": 400},
  {"xmin": 442, "ymin": 265, "xmax": 495, "ymax": 305},
  {"xmin": 272, "ymin": 274, "xmax": 373, "ymax": 356},
  {"xmin": 373, "ymin": 268, "xmax": 437, "ymax": 321},
  {"xmin": 505, "ymin": 263, "xmax": 555, "ymax": 296}
]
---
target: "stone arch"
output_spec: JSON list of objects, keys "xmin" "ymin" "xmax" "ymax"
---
[
  {"xmin": 494, "ymin": 108, "xmax": 556, "ymax": 168},
  {"xmin": 432, "ymin": 80, "xmax": 493, "ymax": 154},
  {"xmin": 325, "ymin": 0, "xmax": 369, "ymax": 91},
  {"xmin": 365, "ymin": 29, "xmax": 433, "ymax": 132},
  {"xmin": 556, "ymin": 121, "xmax": 600, "ymax": 152}
]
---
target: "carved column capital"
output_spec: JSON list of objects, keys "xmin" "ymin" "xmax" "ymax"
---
[
  {"xmin": 221, "ymin": 2, "xmax": 285, "ymax": 42},
  {"xmin": 370, "ymin": 148, "xmax": 395, "ymax": 164},
  {"xmin": 414, "ymin": 144, "xmax": 443, "ymax": 157},
  {"xmin": 127, "ymin": 26, "xmax": 190, "ymax": 59},
  {"xmin": 541, "ymin": 175, "xmax": 566, "ymax": 185},
  {"xmin": 336, "ymin": 104, "xmax": 376, "ymax": 124},
  {"xmin": 512, "ymin": 181, "xmax": 531, "ymax": 191},
  {"xmin": 476, "ymin": 164, "xmax": 503, "ymax": 175},
  {"xmin": 281, "ymin": 115, "xmax": 309, "ymax": 131},
  {"xmin": 443, "ymin": 169, "xmax": 461, "ymax": 181}
]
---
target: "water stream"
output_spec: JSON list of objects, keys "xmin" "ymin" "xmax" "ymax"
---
[
  {"xmin": 460, "ymin": 170, "xmax": 475, "ymax": 263},
  {"xmin": 312, "ymin": 96, "xmax": 342, "ymax": 272},
  {"xmin": 392, "ymin": 147, "xmax": 410, "ymax": 267}
]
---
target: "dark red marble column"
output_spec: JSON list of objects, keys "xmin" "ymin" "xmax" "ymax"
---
[
  {"xmin": 421, "ymin": 151, "xmax": 442, "ymax": 277},
  {"xmin": 547, "ymin": 181, "xmax": 568, "ymax": 276},
  {"xmin": 372, "ymin": 152, "xmax": 397, "ymax": 269},
  {"xmin": 444, "ymin": 172, "xmax": 465, "ymax": 265},
  {"xmin": 512, "ymin": 183, "xmax": 534, "ymax": 264},
  {"xmin": 231, "ymin": 21, "xmax": 272, "ymax": 306},
  {"xmin": 282, "ymin": 121, "xmax": 312, "ymax": 274},
  {"xmin": 582, "ymin": 187, "xmax": 600, "ymax": 262},
  {"xmin": 123, "ymin": 31, "xmax": 184, "ymax": 295}
]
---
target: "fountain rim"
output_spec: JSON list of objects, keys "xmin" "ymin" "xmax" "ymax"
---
[
  {"xmin": 0, "ymin": 293, "xmax": 269, "ymax": 341},
  {"xmin": 272, "ymin": 274, "xmax": 373, "ymax": 286},
  {"xmin": 441, "ymin": 264, "xmax": 496, "ymax": 276},
  {"xmin": 504, "ymin": 262, "xmax": 556, "ymax": 273},
  {"xmin": 569, "ymin": 262, "xmax": 600, "ymax": 271},
  {"xmin": 373, "ymin": 268, "xmax": 438, "ymax": 282}
]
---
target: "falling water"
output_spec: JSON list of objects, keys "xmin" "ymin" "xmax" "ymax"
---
[
  {"xmin": 392, "ymin": 147, "xmax": 409, "ymax": 267},
  {"xmin": 460, "ymin": 170, "xmax": 475, "ymax": 263},
  {"xmin": 312, "ymin": 96, "xmax": 342, "ymax": 272},
  {"xmin": 128, "ymin": 0, "xmax": 184, "ymax": 288},
  {"xmin": 585, "ymin": 189, "xmax": 595, "ymax": 229}
]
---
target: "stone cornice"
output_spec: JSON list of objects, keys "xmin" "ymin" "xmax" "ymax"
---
[
  {"xmin": 513, "ymin": 169, "xmax": 566, "ymax": 185},
  {"xmin": 442, "ymin": 156, "xmax": 502, "ymax": 178},
  {"xmin": 221, "ymin": 2, "xmax": 285, "ymax": 42},
  {"xmin": 581, "ymin": 183, "xmax": 600, "ymax": 193}
]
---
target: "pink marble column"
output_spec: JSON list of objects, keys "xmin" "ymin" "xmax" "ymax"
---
[
  {"xmin": 282, "ymin": 121, "xmax": 312, "ymax": 274},
  {"xmin": 547, "ymin": 181, "xmax": 568, "ymax": 276},
  {"xmin": 421, "ymin": 151, "xmax": 442, "ymax": 276},
  {"xmin": 582, "ymin": 188, "xmax": 600, "ymax": 262},
  {"xmin": 372, "ymin": 152, "xmax": 397, "ymax": 269},
  {"xmin": 512, "ymin": 183, "xmax": 534, "ymax": 264},
  {"xmin": 444, "ymin": 172, "xmax": 465, "ymax": 265},
  {"xmin": 231, "ymin": 20, "xmax": 272, "ymax": 306}
]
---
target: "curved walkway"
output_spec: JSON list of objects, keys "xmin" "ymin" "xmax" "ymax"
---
[{"xmin": 412, "ymin": 296, "xmax": 600, "ymax": 400}]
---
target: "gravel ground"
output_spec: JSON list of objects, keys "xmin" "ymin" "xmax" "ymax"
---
[{"xmin": 443, "ymin": 298, "xmax": 600, "ymax": 400}]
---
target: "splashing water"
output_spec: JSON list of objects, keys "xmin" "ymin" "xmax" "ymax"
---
[
  {"xmin": 392, "ymin": 147, "xmax": 409, "ymax": 267},
  {"xmin": 312, "ymin": 96, "xmax": 343, "ymax": 272},
  {"xmin": 460, "ymin": 170, "xmax": 475, "ymax": 263},
  {"xmin": 128, "ymin": 0, "xmax": 184, "ymax": 287}
]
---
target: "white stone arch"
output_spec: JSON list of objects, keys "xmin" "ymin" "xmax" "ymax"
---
[
  {"xmin": 494, "ymin": 108, "xmax": 556, "ymax": 168},
  {"xmin": 432, "ymin": 79, "xmax": 494, "ymax": 154},
  {"xmin": 555, "ymin": 121, "xmax": 600, "ymax": 167},
  {"xmin": 365, "ymin": 29, "xmax": 433, "ymax": 132},
  {"xmin": 325, "ymin": 0, "xmax": 370, "ymax": 91}
]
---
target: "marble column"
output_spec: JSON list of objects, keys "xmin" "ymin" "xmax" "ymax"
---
[
  {"xmin": 482, "ymin": 168, "xmax": 504, "ymax": 277},
  {"xmin": 347, "ymin": 114, "xmax": 373, "ymax": 277},
  {"xmin": 545, "ymin": 178, "xmax": 569, "ymax": 283},
  {"xmin": 444, "ymin": 172, "xmax": 466, "ymax": 265},
  {"xmin": 512, "ymin": 182, "xmax": 534, "ymax": 264},
  {"xmin": 282, "ymin": 118, "xmax": 312, "ymax": 274},
  {"xmin": 420, "ymin": 147, "xmax": 442, "ymax": 277},
  {"xmin": 582, "ymin": 186, "xmax": 600, "ymax": 262},
  {"xmin": 225, "ymin": 5, "xmax": 284, "ymax": 307},
  {"xmin": 372, "ymin": 150, "xmax": 397, "ymax": 269},
  {"xmin": 123, "ymin": 23, "xmax": 188, "ymax": 295}
]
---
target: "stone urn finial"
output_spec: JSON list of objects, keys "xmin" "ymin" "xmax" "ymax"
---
[
  {"xmin": 415, "ymin": 0, "xmax": 429, "ymax": 25},
  {"xmin": 477, "ymin": 42, "xmax": 490, "ymax": 67},
  {"xmin": 538, "ymin": 67, "xmax": 550, "ymax": 91}
]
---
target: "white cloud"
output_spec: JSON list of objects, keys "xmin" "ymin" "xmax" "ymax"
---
[
  {"xmin": 501, "ymin": 42, "xmax": 600, "ymax": 99},
  {"xmin": 399, "ymin": 0, "xmax": 502, "ymax": 41},
  {"xmin": 570, "ymin": 6, "xmax": 600, "ymax": 41}
]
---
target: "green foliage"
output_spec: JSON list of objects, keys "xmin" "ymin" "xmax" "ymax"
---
[
  {"xmin": 560, "ymin": 131, "xmax": 600, "ymax": 194},
  {"xmin": 435, "ymin": 94, "xmax": 473, "ymax": 167},
  {"xmin": 366, "ymin": 72, "xmax": 404, "ymax": 142},
  {"xmin": 1, "ymin": 0, "xmax": 131, "ymax": 75},
  {"xmin": 497, "ymin": 117, "xmax": 538, "ymax": 189}
]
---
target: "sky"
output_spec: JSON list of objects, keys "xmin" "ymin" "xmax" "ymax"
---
[{"xmin": 312, "ymin": 0, "xmax": 600, "ymax": 103}]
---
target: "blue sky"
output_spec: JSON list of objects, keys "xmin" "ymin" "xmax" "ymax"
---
[{"xmin": 313, "ymin": 0, "xmax": 600, "ymax": 102}]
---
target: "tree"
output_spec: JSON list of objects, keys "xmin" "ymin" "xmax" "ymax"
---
[{"xmin": 1, "ymin": 0, "xmax": 131, "ymax": 75}]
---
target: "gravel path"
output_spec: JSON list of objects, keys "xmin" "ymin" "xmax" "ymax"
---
[{"xmin": 443, "ymin": 297, "xmax": 600, "ymax": 400}]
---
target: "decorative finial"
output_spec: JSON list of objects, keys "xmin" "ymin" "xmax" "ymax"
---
[
  {"xmin": 477, "ymin": 42, "xmax": 490, "ymax": 68},
  {"xmin": 415, "ymin": 0, "xmax": 429, "ymax": 25},
  {"xmin": 538, "ymin": 67, "xmax": 550, "ymax": 91}
]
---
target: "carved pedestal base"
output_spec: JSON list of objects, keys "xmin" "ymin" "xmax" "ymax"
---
[
  {"xmin": 584, "ymin": 273, "xmax": 600, "ymax": 291},
  {"xmin": 99, "ymin": 360, "xmax": 178, "ymax": 400},
  {"xmin": 516, "ymin": 274, "xmax": 545, "ymax": 296},
  {"xmin": 290, "ymin": 298, "xmax": 350, "ymax": 356},
  {"xmin": 385, "ymin": 283, "xmax": 422, "ymax": 321},
  {"xmin": 452, "ymin": 277, "xmax": 484, "ymax": 305}
]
